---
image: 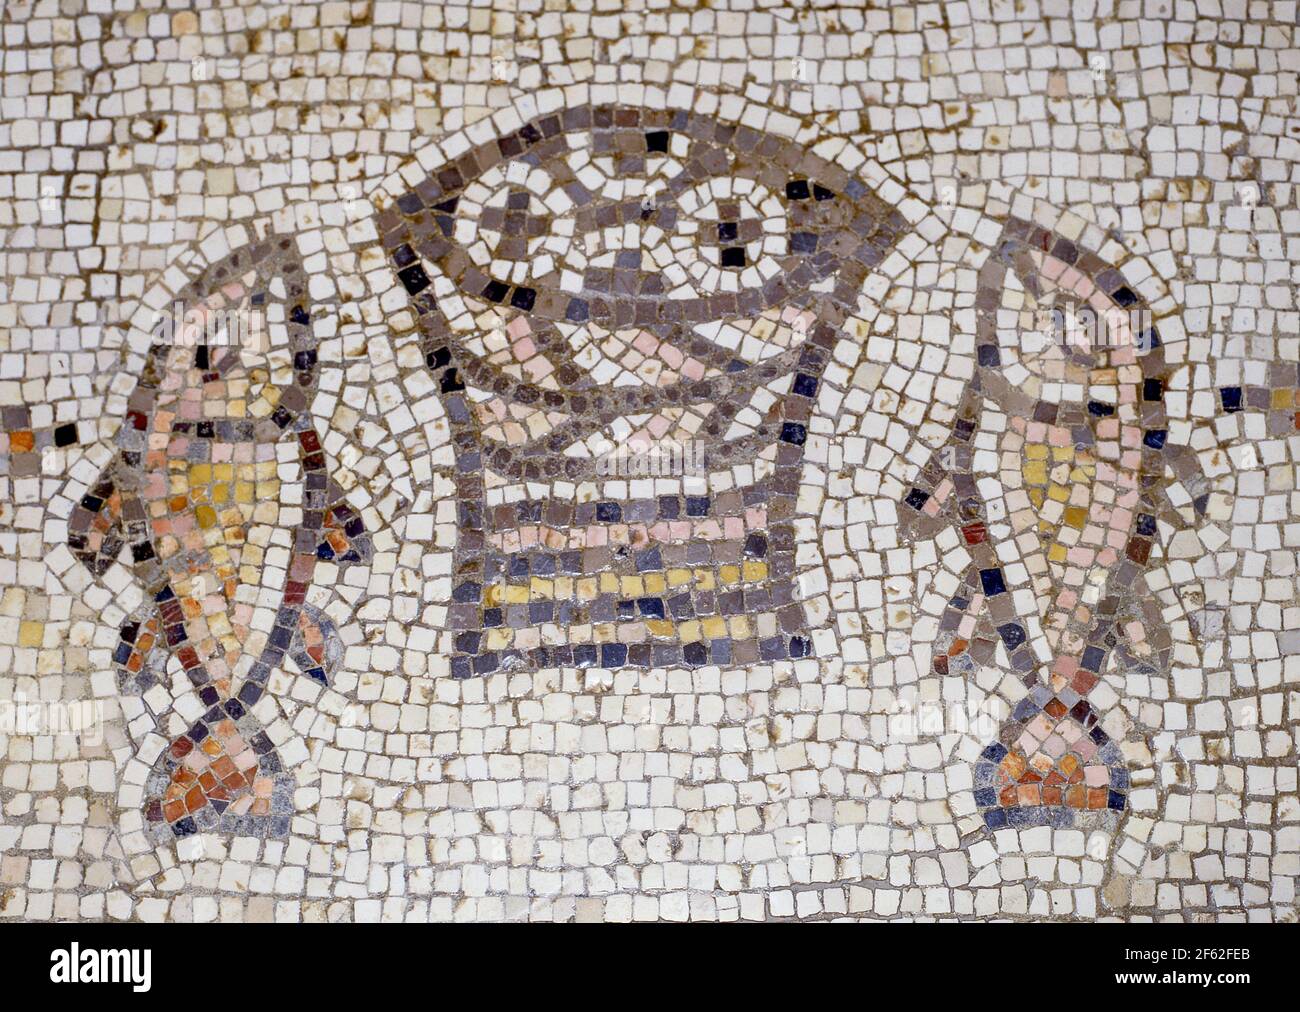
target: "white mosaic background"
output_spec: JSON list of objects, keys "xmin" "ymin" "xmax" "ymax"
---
[{"xmin": 0, "ymin": 0, "xmax": 1298, "ymax": 921}]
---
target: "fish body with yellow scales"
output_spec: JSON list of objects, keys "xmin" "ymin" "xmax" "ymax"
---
[{"xmin": 69, "ymin": 238, "xmax": 370, "ymax": 841}]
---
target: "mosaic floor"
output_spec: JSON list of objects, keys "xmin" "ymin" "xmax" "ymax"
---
[{"xmin": 0, "ymin": 0, "xmax": 1297, "ymax": 923}]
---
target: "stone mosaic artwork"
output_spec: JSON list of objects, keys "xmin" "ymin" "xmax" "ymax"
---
[{"xmin": 0, "ymin": 0, "xmax": 1297, "ymax": 923}]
